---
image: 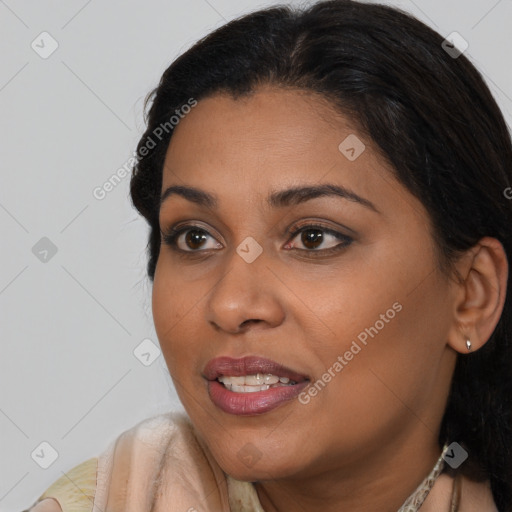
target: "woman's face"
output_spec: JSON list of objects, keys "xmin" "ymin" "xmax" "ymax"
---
[{"xmin": 152, "ymin": 86, "xmax": 459, "ymax": 481}]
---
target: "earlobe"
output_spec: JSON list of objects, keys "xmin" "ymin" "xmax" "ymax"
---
[{"xmin": 447, "ymin": 236, "xmax": 508, "ymax": 354}]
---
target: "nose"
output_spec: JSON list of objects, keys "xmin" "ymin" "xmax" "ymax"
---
[{"xmin": 204, "ymin": 245, "xmax": 286, "ymax": 334}]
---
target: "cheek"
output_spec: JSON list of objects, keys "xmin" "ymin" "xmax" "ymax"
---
[
  {"xmin": 292, "ymin": 258, "xmax": 405, "ymax": 361},
  {"xmin": 152, "ymin": 270, "xmax": 175, "ymax": 339},
  {"xmin": 151, "ymin": 267, "xmax": 196, "ymax": 371},
  {"xmin": 318, "ymin": 273, "xmax": 451, "ymax": 423}
]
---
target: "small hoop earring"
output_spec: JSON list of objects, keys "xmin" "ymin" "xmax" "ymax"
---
[{"xmin": 466, "ymin": 339, "xmax": 472, "ymax": 351}]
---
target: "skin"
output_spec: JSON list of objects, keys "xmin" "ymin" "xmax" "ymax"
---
[{"xmin": 151, "ymin": 85, "xmax": 507, "ymax": 512}]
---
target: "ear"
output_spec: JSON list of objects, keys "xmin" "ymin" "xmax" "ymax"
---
[{"xmin": 447, "ymin": 236, "xmax": 508, "ymax": 354}]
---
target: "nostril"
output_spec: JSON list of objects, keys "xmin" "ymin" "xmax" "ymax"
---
[{"xmin": 240, "ymin": 318, "xmax": 262, "ymax": 329}]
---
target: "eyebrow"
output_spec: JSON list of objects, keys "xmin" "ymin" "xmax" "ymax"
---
[{"xmin": 159, "ymin": 183, "xmax": 379, "ymax": 213}]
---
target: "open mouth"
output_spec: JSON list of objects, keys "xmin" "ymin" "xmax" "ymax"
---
[
  {"xmin": 217, "ymin": 374, "xmax": 301, "ymax": 393},
  {"xmin": 203, "ymin": 355, "xmax": 310, "ymax": 414}
]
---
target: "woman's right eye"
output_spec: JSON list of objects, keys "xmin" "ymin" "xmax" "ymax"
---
[{"xmin": 161, "ymin": 225, "xmax": 223, "ymax": 252}]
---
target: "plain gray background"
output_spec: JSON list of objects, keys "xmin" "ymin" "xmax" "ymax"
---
[{"xmin": 1, "ymin": 0, "xmax": 511, "ymax": 509}]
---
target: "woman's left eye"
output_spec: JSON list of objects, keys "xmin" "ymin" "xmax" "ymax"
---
[{"xmin": 284, "ymin": 225, "xmax": 353, "ymax": 255}]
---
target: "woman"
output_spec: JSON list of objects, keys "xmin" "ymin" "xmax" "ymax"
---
[{"xmin": 24, "ymin": 0, "xmax": 512, "ymax": 510}]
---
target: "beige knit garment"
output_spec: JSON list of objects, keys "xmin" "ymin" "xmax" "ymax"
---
[{"xmin": 29, "ymin": 412, "xmax": 264, "ymax": 512}]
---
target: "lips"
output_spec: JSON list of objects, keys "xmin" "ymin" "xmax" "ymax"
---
[
  {"xmin": 203, "ymin": 355, "xmax": 309, "ymax": 383},
  {"xmin": 203, "ymin": 355, "xmax": 310, "ymax": 415}
]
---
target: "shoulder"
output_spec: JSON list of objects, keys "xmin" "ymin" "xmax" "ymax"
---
[
  {"xmin": 105, "ymin": 410, "xmax": 231, "ymax": 510},
  {"xmin": 25, "ymin": 411, "xmax": 194, "ymax": 512},
  {"xmin": 115, "ymin": 409, "xmax": 194, "ymax": 446},
  {"xmin": 422, "ymin": 473, "xmax": 498, "ymax": 512},
  {"xmin": 459, "ymin": 475, "xmax": 499, "ymax": 511},
  {"xmin": 26, "ymin": 457, "xmax": 97, "ymax": 512}
]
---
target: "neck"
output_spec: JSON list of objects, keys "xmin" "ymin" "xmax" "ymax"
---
[{"xmin": 253, "ymin": 431, "xmax": 442, "ymax": 512}]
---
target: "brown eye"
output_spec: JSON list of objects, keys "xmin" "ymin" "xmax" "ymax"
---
[
  {"xmin": 184, "ymin": 229, "xmax": 208, "ymax": 250},
  {"xmin": 161, "ymin": 225, "xmax": 223, "ymax": 252},
  {"xmin": 300, "ymin": 228, "xmax": 324, "ymax": 250},
  {"xmin": 286, "ymin": 225, "xmax": 352, "ymax": 253}
]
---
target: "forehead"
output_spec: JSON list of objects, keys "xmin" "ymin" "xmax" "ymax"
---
[
  {"xmin": 165, "ymin": 86, "xmax": 360, "ymax": 158},
  {"xmin": 163, "ymin": 87, "xmax": 384, "ymax": 188}
]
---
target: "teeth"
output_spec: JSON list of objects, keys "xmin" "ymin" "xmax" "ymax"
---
[
  {"xmin": 246, "ymin": 373, "xmax": 280, "ymax": 385},
  {"xmin": 230, "ymin": 384, "xmax": 270, "ymax": 393},
  {"xmin": 218, "ymin": 373, "xmax": 279, "ymax": 386},
  {"xmin": 218, "ymin": 374, "xmax": 297, "ymax": 392},
  {"xmin": 220, "ymin": 376, "xmax": 246, "ymax": 386}
]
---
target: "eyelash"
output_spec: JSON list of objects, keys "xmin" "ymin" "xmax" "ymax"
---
[{"xmin": 161, "ymin": 222, "xmax": 353, "ymax": 258}]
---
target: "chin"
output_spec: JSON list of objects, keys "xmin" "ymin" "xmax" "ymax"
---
[{"xmin": 214, "ymin": 447, "xmax": 305, "ymax": 482}]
